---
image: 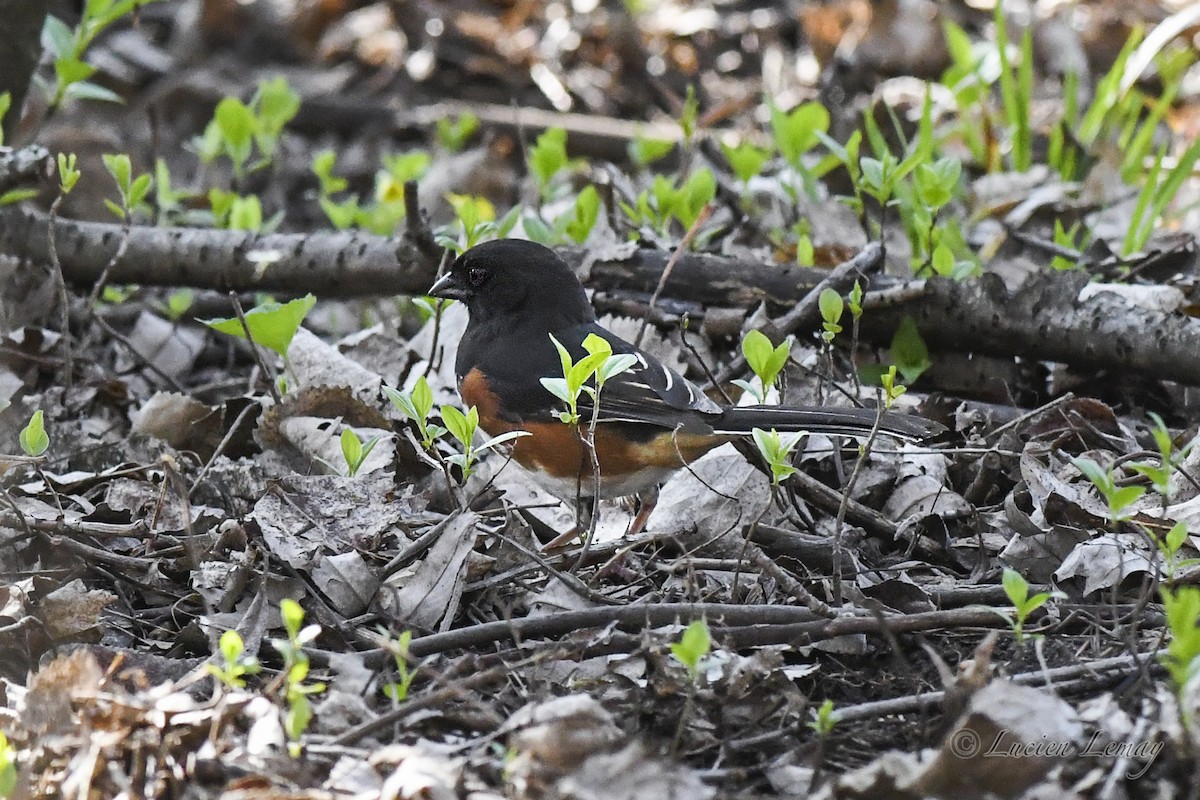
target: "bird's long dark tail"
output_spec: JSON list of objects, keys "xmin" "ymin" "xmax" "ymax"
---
[{"xmin": 713, "ymin": 405, "xmax": 943, "ymax": 442}]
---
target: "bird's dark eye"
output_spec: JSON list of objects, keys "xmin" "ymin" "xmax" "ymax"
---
[{"xmin": 467, "ymin": 267, "xmax": 488, "ymax": 287}]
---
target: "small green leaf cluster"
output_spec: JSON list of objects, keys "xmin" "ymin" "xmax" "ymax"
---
[
  {"xmin": 733, "ymin": 330, "xmax": 791, "ymax": 404},
  {"xmin": 42, "ymin": 0, "xmax": 165, "ymax": 109},
  {"xmin": 520, "ymin": 128, "xmax": 605, "ymax": 247},
  {"xmin": 818, "ymin": 289, "xmax": 843, "ymax": 344},
  {"xmin": 540, "ymin": 333, "xmax": 639, "ymax": 425},
  {"xmin": 807, "ymin": 699, "xmax": 838, "ymax": 738},
  {"xmin": 197, "ymin": 76, "xmax": 301, "ymax": 180},
  {"xmin": 820, "ymin": 94, "xmax": 976, "ymax": 279},
  {"xmin": 996, "ymin": 568, "xmax": 1066, "ymax": 646},
  {"xmin": 1161, "ymin": 587, "xmax": 1200, "ymax": 701},
  {"xmin": 335, "ymin": 428, "xmax": 382, "ymax": 477},
  {"xmin": 201, "ymin": 295, "xmax": 317, "ymax": 359},
  {"xmin": 385, "ymin": 376, "xmax": 445, "ymax": 450},
  {"xmin": 720, "ymin": 140, "xmax": 771, "ymax": 186},
  {"xmin": 436, "ymin": 113, "xmax": 480, "ymax": 152},
  {"xmin": 435, "ymin": 194, "xmax": 519, "ymax": 254},
  {"xmin": 159, "ymin": 288, "xmax": 195, "ymax": 321},
  {"xmin": 888, "ymin": 317, "xmax": 931, "ymax": 384},
  {"xmin": 205, "ymin": 629, "xmax": 261, "ymax": 689},
  {"xmin": 769, "ymin": 99, "xmax": 830, "ymax": 200},
  {"xmin": 620, "ymin": 169, "xmax": 716, "ymax": 243},
  {"xmin": 272, "ymin": 599, "xmax": 326, "ymax": 757},
  {"xmin": 1072, "ymin": 456, "xmax": 1146, "ymax": 524},
  {"xmin": 385, "ymin": 376, "xmax": 528, "ymax": 485},
  {"xmin": 879, "ymin": 365, "xmax": 906, "ymax": 408},
  {"xmin": 0, "ymin": 731, "xmax": 16, "ymax": 798},
  {"xmin": 669, "ymin": 619, "xmax": 711, "ymax": 683},
  {"xmin": 440, "ymin": 405, "xmax": 528, "ymax": 480},
  {"xmin": 750, "ymin": 428, "xmax": 803, "ymax": 485},
  {"xmin": 1049, "ymin": 220, "xmax": 1084, "ymax": 271},
  {"xmin": 523, "ymin": 185, "xmax": 601, "ymax": 246},
  {"xmin": 101, "ymin": 154, "xmax": 152, "ymax": 221},
  {"xmin": 381, "ymin": 630, "xmax": 419, "ymax": 702},
  {"xmin": 312, "ymin": 149, "xmax": 433, "ymax": 234},
  {"xmin": 19, "ymin": 411, "xmax": 50, "ymax": 457},
  {"xmin": 629, "ymin": 135, "xmax": 675, "ymax": 168}
]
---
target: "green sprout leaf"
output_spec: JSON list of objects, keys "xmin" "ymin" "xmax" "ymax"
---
[
  {"xmin": 19, "ymin": 410, "xmax": 50, "ymax": 457},
  {"xmin": 201, "ymin": 295, "xmax": 317, "ymax": 358},
  {"xmin": 670, "ymin": 618, "xmax": 711, "ymax": 681}
]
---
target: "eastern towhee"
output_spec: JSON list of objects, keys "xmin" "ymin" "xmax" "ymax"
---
[{"xmin": 429, "ymin": 239, "xmax": 941, "ymax": 500}]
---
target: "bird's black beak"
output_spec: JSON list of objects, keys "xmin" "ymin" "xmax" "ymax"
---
[{"xmin": 428, "ymin": 271, "xmax": 469, "ymax": 301}]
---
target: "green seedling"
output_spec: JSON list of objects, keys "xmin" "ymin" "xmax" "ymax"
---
[
  {"xmin": 1072, "ymin": 456, "xmax": 1146, "ymax": 524},
  {"xmin": 205, "ymin": 629, "xmax": 260, "ymax": 689},
  {"xmin": 523, "ymin": 186, "xmax": 601, "ymax": 246},
  {"xmin": 439, "ymin": 405, "xmax": 528, "ymax": 481},
  {"xmin": 313, "ymin": 149, "xmax": 431, "ymax": 234},
  {"xmin": 628, "ymin": 134, "xmax": 675, "ymax": 168},
  {"xmin": 670, "ymin": 619, "xmax": 711, "ymax": 683},
  {"xmin": 562, "ymin": 185, "xmax": 601, "ymax": 244},
  {"xmin": 1160, "ymin": 586, "xmax": 1200, "ymax": 700},
  {"xmin": 733, "ymin": 330, "xmax": 791, "ymax": 404},
  {"xmin": 160, "ymin": 289, "xmax": 195, "ymax": 322},
  {"xmin": 311, "ymin": 150, "xmax": 347, "ymax": 195},
  {"xmin": 435, "ymin": 194, "xmax": 518, "ymax": 253},
  {"xmin": 621, "ymin": 169, "xmax": 716, "ymax": 242},
  {"xmin": 794, "ymin": 228, "xmax": 815, "ymax": 267},
  {"xmin": 153, "ymin": 159, "xmax": 194, "ymax": 225},
  {"xmin": 808, "ymin": 699, "xmax": 838, "ymax": 737},
  {"xmin": 847, "ymin": 281, "xmax": 864, "ymax": 320},
  {"xmin": 679, "ymin": 84, "xmax": 700, "ymax": 144},
  {"xmin": 0, "ymin": 92, "xmax": 9, "ymax": 146},
  {"xmin": 335, "ymin": 427, "xmax": 382, "ymax": 477},
  {"xmin": 42, "ymin": 1, "xmax": 165, "ymax": 109},
  {"xmin": 529, "ymin": 127, "xmax": 572, "ymax": 201},
  {"xmin": 385, "ymin": 376, "xmax": 447, "ymax": 450},
  {"xmin": 381, "ymin": 630, "xmax": 419, "ymax": 702},
  {"xmin": 541, "ymin": 335, "xmax": 615, "ymax": 425},
  {"xmin": 436, "ymin": 112, "xmax": 479, "ymax": 152},
  {"xmin": 751, "ymin": 428, "xmax": 803, "ymax": 485},
  {"xmin": 0, "ymin": 731, "xmax": 15, "ymax": 798},
  {"xmin": 818, "ymin": 289, "xmax": 843, "ymax": 344},
  {"xmin": 196, "ymin": 76, "xmax": 300, "ymax": 179},
  {"xmin": 1129, "ymin": 412, "xmax": 1193, "ymax": 501},
  {"xmin": 889, "ymin": 317, "xmax": 931, "ymax": 384},
  {"xmin": 721, "ymin": 139, "xmax": 771, "ymax": 186},
  {"xmin": 57, "ymin": 153, "xmax": 81, "ymax": 195},
  {"xmin": 769, "ymin": 98, "xmax": 830, "ymax": 199},
  {"xmin": 101, "ymin": 153, "xmax": 152, "ymax": 221},
  {"xmin": 19, "ymin": 411, "xmax": 49, "ymax": 457},
  {"xmin": 201, "ymin": 294, "xmax": 316, "ymax": 359},
  {"xmin": 272, "ymin": 599, "xmax": 325, "ymax": 757},
  {"xmin": 996, "ymin": 567, "xmax": 1065, "ymax": 646},
  {"xmin": 880, "ymin": 365, "xmax": 906, "ymax": 408},
  {"xmin": 100, "ymin": 285, "xmax": 137, "ymax": 304},
  {"xmin": 1049, "ymin": 219, "xmax": 1083, "ymax": 271},
  {"xmin": 1152, "ymin": 522, "xmax": 1198, "ymax": 583},
  {"xmin": 209, "ymin": 189, "xmax": 269, "ymax": 231}
]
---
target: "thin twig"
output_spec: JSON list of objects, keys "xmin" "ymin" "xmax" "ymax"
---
[
  {"xmin": 46, "ymin": 193, "xmax": 73, "ymax": 389},
  {"xmin": 635, "ymin": 203, "xmax": 714, "ymax": 348},
  {"xmin": 227, "ymin": 291, "xmax": 282, "ymax": 402}
]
